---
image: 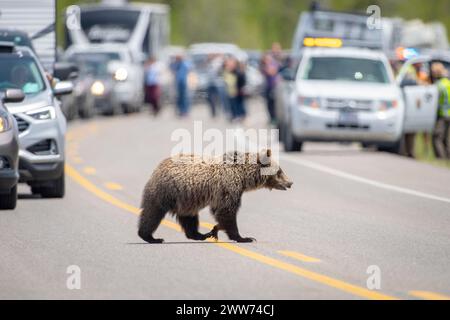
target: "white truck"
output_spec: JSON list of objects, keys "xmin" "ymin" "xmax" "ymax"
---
[{"xmin": 0, "ymin": 0, "xmax": 56, "ymax": 72}]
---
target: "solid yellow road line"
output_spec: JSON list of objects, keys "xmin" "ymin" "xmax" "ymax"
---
[
  {"xmin": 409, "ymin": 291, "xmax": 450, "ymax": 300},
  {"xmin": 104, "ymin": 182, "xmax": 124, "ymax": 191},
  {"xmin": 83, "ymin": 166, "xmax": 96, "ymax": 175},
  {"xmin": 72, "ymin": 157, "xmax": 83, "ymax": 164},
  {"xmin": 66, "ymin": 165, "xmax": 180, "ymax": 231},
  {"xmin": 66, "ymin": 163, "xmax": 397, "ymax": 300},
  {"xmin": 278, "ymin": 250, "xmax": 321, "ymax": 263}
]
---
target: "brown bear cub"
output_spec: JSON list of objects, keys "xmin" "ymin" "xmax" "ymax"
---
[{"xmin": 138, "ymin": 150, "xmax": 293, "ymax": 243}]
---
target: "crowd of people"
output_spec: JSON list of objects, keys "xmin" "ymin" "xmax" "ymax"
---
[{"xmin": 143, "ymin": 42, "xmax": 291, "ymax": 125}]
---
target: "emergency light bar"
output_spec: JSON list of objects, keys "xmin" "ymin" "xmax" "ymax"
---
[{"xmin": 303, "ymin": 37, "xmax": 343, "ymax": 48}]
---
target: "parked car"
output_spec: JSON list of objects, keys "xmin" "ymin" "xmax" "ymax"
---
[
  {"xmin": 63, "ymin": 44, "xmax": 144, "ymax": 114},
  {"xmin": 61, "ymin": 53, "xmax": 118, "ymax": 118},
  {"xmin": 0, "ymin": 89, "xmax": 23, "ymax": 209},
  {"xmin": 0, "ymin": 43, "xmax": 72, "ymax": 198},
  {"xmin": 276, "ymin": 48, "xmax": 406, "ymax": 152}
]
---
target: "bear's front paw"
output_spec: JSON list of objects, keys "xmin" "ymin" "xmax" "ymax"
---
[{"xmin": 142, "ymin": 237, "xmax": 164, "ymax": 244}]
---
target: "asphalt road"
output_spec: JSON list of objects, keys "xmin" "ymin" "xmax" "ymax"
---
[{"xmin": 1, "ymin": 99, "xmax": 450, "ymax": 300}]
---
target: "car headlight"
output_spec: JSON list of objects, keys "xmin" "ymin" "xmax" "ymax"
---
[
  {"xmin": 91, "ymin": 81, "xmax": 105, "ymax": 96},
  {"xmin": 379, "ymin": 100, "xmax": 398, "ymax": 111},
  {"xmin": 298, "ymin": 96, "xmax": 320, "ymax": 109},
  {"xmin": 0, "ymin": 115, "xmax": 11, "ymax": 132},
  {"xmin": 26, "ymin": 106, "xmax": 56, "ymax": 120},
  {"xmin": 114, "ymin": 68, "xmax": 128, "ymax": 81}
]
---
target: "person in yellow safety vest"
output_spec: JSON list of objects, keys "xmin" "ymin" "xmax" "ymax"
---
[{"xmin": 431, "ymin": 62, "xmax": 450, "ymax": 158}]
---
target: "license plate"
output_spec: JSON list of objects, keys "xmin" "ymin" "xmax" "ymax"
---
[{"xmin": 338, "ymin": 111, "xmax": 359, "ymax": 126}]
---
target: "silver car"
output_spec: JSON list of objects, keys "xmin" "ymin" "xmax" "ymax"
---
[
  {"xmin": 0, "ymin": 89, "xmax": 22, "ymax": 209},
  {"xmin": 1, "ymin": 44, "xmax": 71, "ymax": 198}
]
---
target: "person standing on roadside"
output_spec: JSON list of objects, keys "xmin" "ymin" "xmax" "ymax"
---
[
  {"xmin": 234, "ymin": 60, "xmax": 247, "ymax": 122},
  {"xmin": 223, "ymin": 57, "xmax": 239, "ymax": 121},
  {"xmin": 260, "ymin": 53, "xmax": 280, "ymax": 125},
  {"xmin": 431, "ymin": 62, "xmax": 450, "ymax": 158},
  {"xmin": 144, "ymin": 56, "xmax": 161, "ymax": 116},
  {"xmin": 206, "ymin": 54, "xmax": 222, "ymax": 118},
  {"xmin": 171, "ymin": 54, "xmax": 191, "ymax": 117}
]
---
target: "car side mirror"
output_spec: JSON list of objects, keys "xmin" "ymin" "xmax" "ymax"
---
[
  {"xmin": 281, "ymin": 69, "xmax": 296, "ymax": 81},
  {"xmin": 399, "ymin": 78, "xmax": 417, "ymax": 88},
  {"xmin": 53, "ymin": 81, "xmax": 73, "ymax": 96},
  {"xmin": 3, "ymin": 89, "xmax": 25, "ymax": 103}
]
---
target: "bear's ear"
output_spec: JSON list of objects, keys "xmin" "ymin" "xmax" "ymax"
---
[{"xmin": 258, "ymin": 149, "xmax": 272, "ymax": 166}]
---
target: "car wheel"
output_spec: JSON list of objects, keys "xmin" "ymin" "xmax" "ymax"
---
[
  {"xmin": 122, "ymin": 103, "xmax": 134, "ymax": 114},
  {"xmin": 278, "ymin": 122, "xmax": 285, "ymax": 143},
  {"xmin": 0, "ymin": 186, "xmax": 17, "ymax": 210},
  {"xmin": 79, "ymin": 105, "xmax": 94, "ymax": 119},
  {"xmin": 377, "ymin": 139, "xmax": 402, "ymax": 154},
  {"xmin": 284, "ymin": 124, "xmax": 303, "ymax": 152},
  {"xmin": 34, "ymin": 171, "xmax": 65, "ymax": 199}
]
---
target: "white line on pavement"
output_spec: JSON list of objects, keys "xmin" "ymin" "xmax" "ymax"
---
[{"xmin": 282, "ymin": 155, "xmax": 450, "ymax": 205}]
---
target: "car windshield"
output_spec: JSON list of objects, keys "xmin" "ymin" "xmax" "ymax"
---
[
  {"xmin": 67, "ymin": 53, "xmax": 111, "ymax": 77},
  {"xmin": 0, "ymin": 55, "xmax": 45, "ymax": 94},
  {"xmin": 302, "ymin": 57, "xmax": 390, "ymax": 83}
]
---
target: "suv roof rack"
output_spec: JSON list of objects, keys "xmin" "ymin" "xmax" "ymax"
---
[{"xmin": 0, "ymin": 41, "xmax": 15, "ymax": 53}]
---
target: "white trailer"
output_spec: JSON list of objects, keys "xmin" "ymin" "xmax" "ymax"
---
[
  {"xmin": 64, "ymin": 0, "xmax": 170, "ymax": 62},
  {"xmin": 0, "ymin": 0, "xmax": 56, "ymax": 72}
]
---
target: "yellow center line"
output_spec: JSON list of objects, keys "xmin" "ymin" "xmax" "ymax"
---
[
  {"xmin": 409, "ymin": 291, "xmax": 450, "ymax": 300},
  {"xmin": 72, "ymin": 157, "xmax": 83, "ymax": 164},
  {"xmin": 83, "ymin": 166, "xmax": 97, "ymax": 175},
  {"xmin": 278, "ymin": 250, "xmax": 321, "ymax": 263},
  {"xmin": 65, "ymin": 162, "xmax": 397, "ymax": 300},
  {"xmin": 104, "ymin": 182, "xmax": 124, "ymax": 191}
]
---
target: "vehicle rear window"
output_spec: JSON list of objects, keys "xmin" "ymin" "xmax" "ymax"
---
[{"xmin": 302, "ymin": 56, "xmax": 390, "ymax": 83}]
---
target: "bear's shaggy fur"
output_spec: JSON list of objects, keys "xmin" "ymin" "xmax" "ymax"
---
[{"xmin": 138, "ymin": 150, "xmax": 292, "ymax": 243}]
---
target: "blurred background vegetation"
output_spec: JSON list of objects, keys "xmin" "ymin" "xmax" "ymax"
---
[{"xmin": 57, "ymin": 0, "xmax": 450, "ymax": 50}]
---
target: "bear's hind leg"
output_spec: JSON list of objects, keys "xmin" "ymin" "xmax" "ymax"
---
[
  {"xmin": 138, "ymin": 205, "xmax": 167, "ymax": 244},
  {"xmin": 178, "ymin": 215, "xmax": 209, "ymax": 241}
]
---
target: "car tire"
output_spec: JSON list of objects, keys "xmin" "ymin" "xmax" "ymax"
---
[
  {"xmin": 33, "ymin": 171, "xmax": 65, "ymax": 199},
  {"xmin": 284, "ymin": 124, "xmax": 303, "ymax": 152},
  {"xmin": 377, "ymin": 139, "xmax": 402, "ymax": 154},
  {"xmin": 0, "ymin": 185, "xmax": 17, "ymax": 210},
  {"xmin": 278, "ymin": 122, "xmax": 285, "ymax": 143},
  {"xmin": 79, "ymin": 105, "xmax": 94, "ymax": 119},
  {"xmin": 122, "ymin": 104, "xmax": 132, "ymax": 114}
]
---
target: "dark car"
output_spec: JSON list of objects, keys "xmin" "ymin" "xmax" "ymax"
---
[
  {"xmin": 63, "ymin": 52, "xmax": 122, "ymax": 116},
  {"xmin": 0, "ymin": 89, "xmax": 23, "ymax": 209}
]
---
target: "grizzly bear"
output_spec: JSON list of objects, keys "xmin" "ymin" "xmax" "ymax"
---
[{"xmin": 138, "ymin": 150, "xmax": 293, "ymax": 243}]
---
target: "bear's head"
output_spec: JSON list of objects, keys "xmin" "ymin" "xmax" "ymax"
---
[{"xmin": 258, "ymin": 149, "xmax": 293, "ymax": 191}]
